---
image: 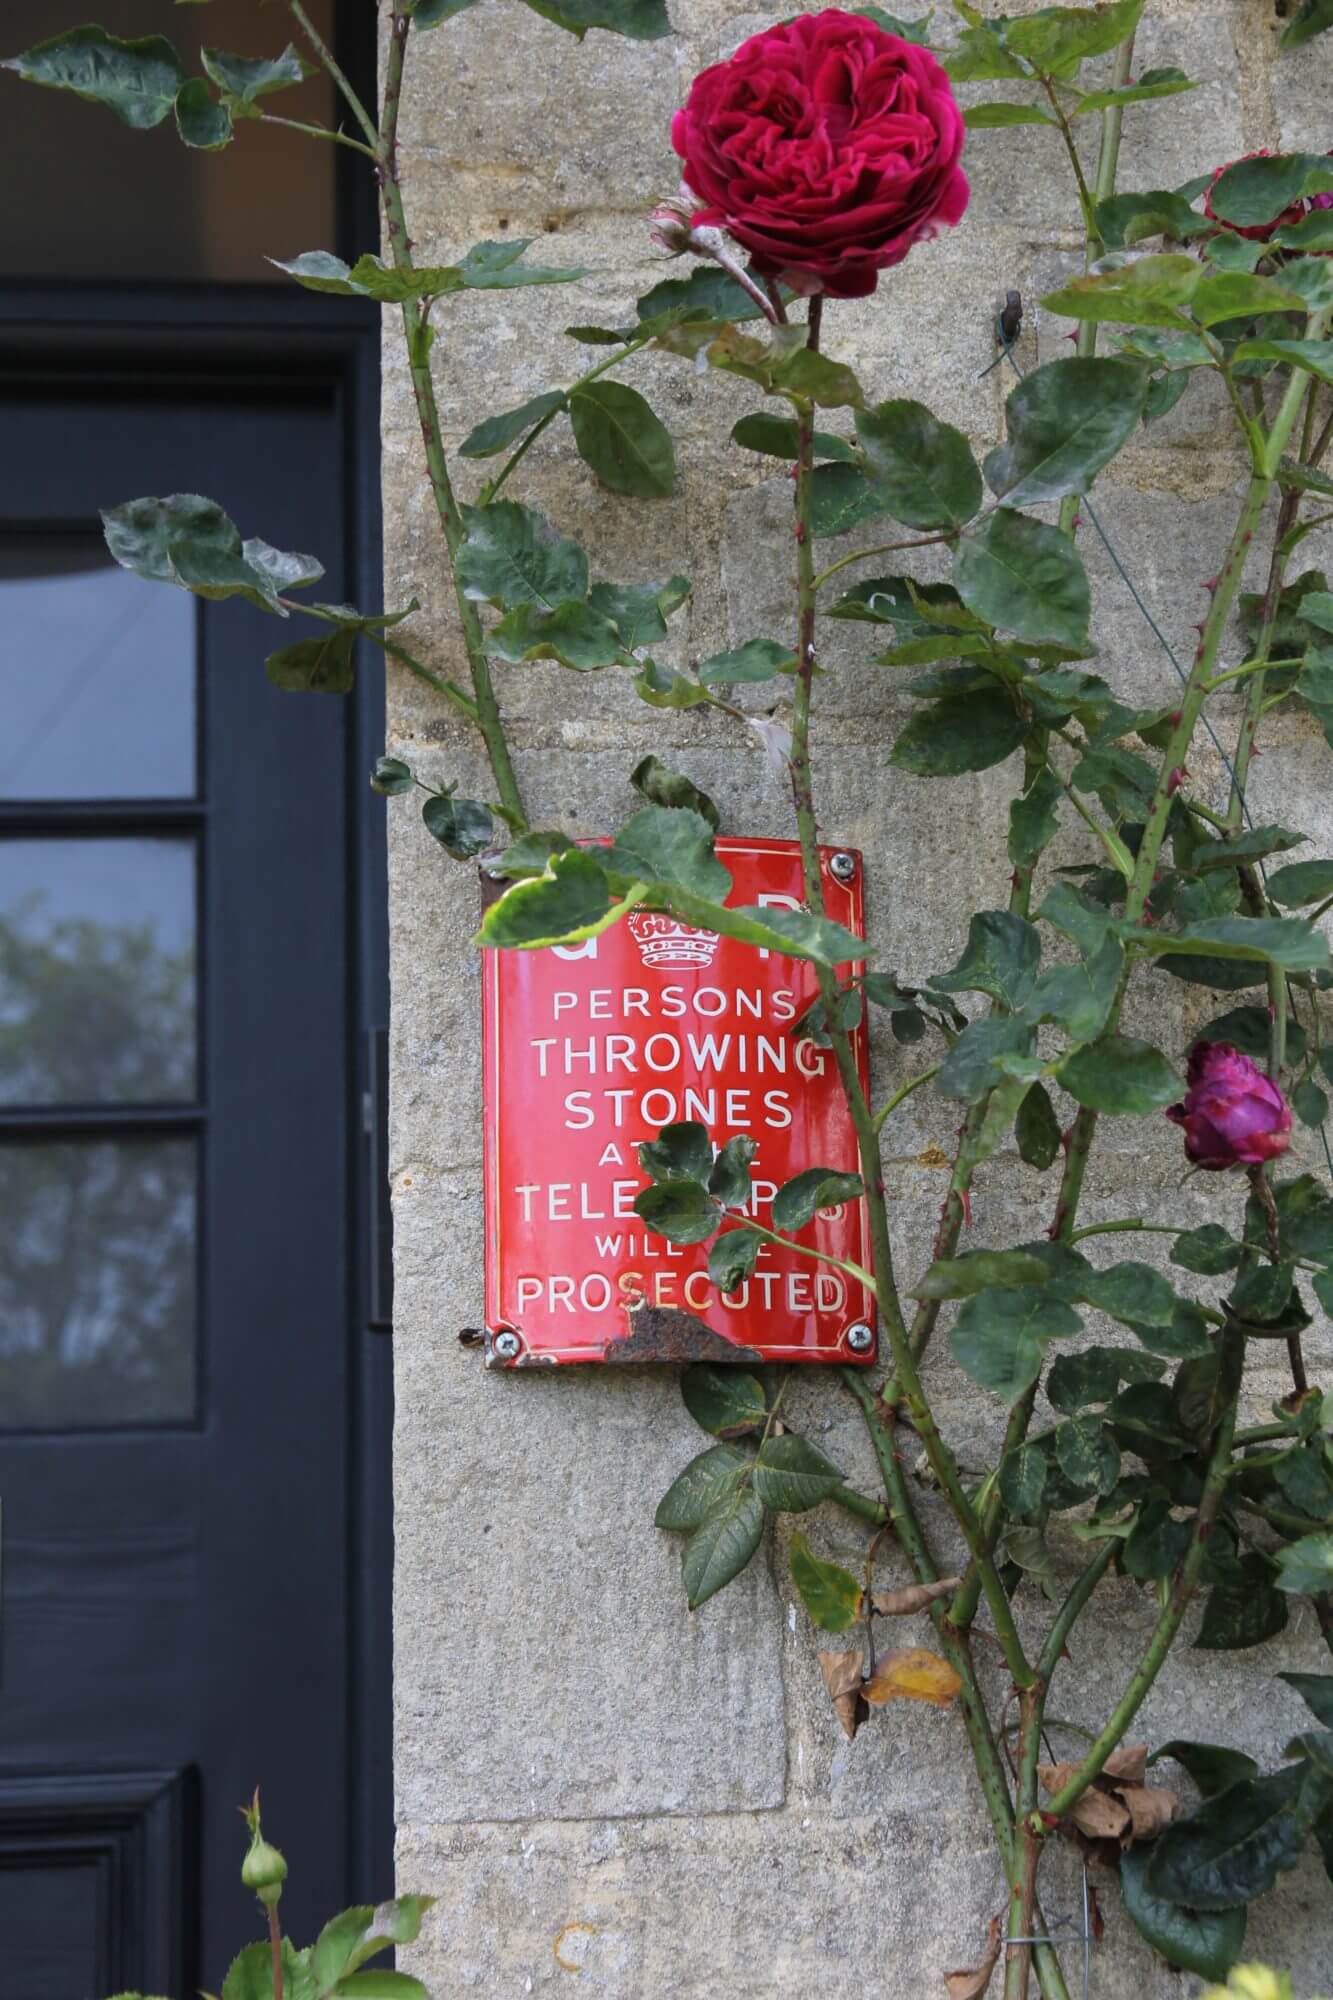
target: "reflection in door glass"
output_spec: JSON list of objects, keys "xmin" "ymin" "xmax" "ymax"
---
[
  {"xmin": 0, "ymin": 543, "xmax": 196, "ymax": 801},
  {"xmin": 0, "ymin": 1139, "xmax": 196, "ymax": 1427},
  {"xmin": 0, "ymin": 837, "xmax": 196, "ymax": 1106}
]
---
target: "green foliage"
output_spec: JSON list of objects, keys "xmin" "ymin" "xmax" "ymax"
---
[
  {"xmin": 984, "ymin": 358, "xmax": 1148, "ymax": 508},
  {"xmin": 855, "ymin": 399, "xmax": 983, "ymax": 530},
  {"xmin": 789, "ymin": 1533, "xmax": 861, "ymax": 1631},
  {"xmin": 955, "ymin": 509, "xmax": 1091, "ymax": 649},
  {"xmin": 1119, "ymin": 1847, "xmax": 1247, "ymax": 1981}
]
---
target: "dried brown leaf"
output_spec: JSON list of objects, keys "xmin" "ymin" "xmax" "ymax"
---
[
  {"xmin": 1069, "ymin": 1790, "xmax": 1132, "ymax": 1841},
  {"xmin": 871, "ymin": 1576, "xmax": 964, "ymax": 1616},
  {"xmin": 817, "ymin": 1647, "xmax": 866, "ymax": 1742},
  {"xmin": 1117, "ymin": 1784, "xmax": 1178, "ymax": 1844},
  {"xmin": 1037, "ymin": 1764, "xmax": 1131, "ymax": 1841},
  {"xmin": 863, "ymin": 1646, "xmax": 962, "ymax": 1708},
  {"xmin": 1103, "ymin": 1744, "xmax": 1148, "ymax": 1785},
  {"xmin": 943, "ymin": 1914, "xmax": 1003, "ymax": 2000}
]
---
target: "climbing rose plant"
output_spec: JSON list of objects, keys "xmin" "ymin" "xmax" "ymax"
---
[{"xmin": 8, "ymin": 3, "xmax": 1333, "ymax": 1995}]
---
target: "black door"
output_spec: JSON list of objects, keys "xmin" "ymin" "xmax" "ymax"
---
[{"xmin": 0, "ymin": 317, "xmax": 390, "ymax": 1997}]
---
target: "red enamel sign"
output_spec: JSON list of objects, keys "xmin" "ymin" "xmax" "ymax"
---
[{"xmin": 482, "ymin": 838, "xmax": 875, "ymax": 1367}]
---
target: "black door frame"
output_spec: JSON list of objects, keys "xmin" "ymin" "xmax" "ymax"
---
[
  {"xmin": 0, "ymin": 288, "xmax": 394, "ymax": 1917},
  {"xmin": 0, "ymin": 1, "xmax": 392, "ymax": 1920}
]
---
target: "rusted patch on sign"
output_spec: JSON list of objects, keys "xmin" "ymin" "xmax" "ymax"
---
[{"xmin": 482, "ymin": 838, "xmax": 875, "ymax": 1367}]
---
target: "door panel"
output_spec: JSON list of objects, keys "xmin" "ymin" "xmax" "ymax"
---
[{"xmin": 0, "ymin": 382, "xmax": 362, "ymax": 1982}]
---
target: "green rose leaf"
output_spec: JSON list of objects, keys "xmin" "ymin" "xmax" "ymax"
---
[
  {"xmin": 174, "ymin": 77, "xmax": 232, "ymax": 149},
  {"xmin": 1191, "ymin": 272, "xmax": 1308, "ymax": 327},
  {"xmin": 1123, "ymin": 1495, "xmax": 1193, "ymax": 1580},
  {"xmin": 950, "ymin": 1285, "xmax": 1082, "ymax": 1403},
  {"xmin": 789, "ymin": 1531, "xmax": 863, "ymax": 1632},
  {"xmin": 955, "ymin": 509, "xmax": 1091, "ymax": 650},
  {"xmin": 458, "ymin": 501, "xmax": 588, "ymax": 610},
  {"xmin": 309, "ymin": 1897, "xmax": 435, "ymax": 1990},
  {"xmin": 1004, "ymin": 0, "xmax": 1146, "ymax": 67},
  {"xmin": 731, "ymin": 413, "xmax": 857, "ymax": 461},
  {"xmin": 1009, "ymin": 766, "xmax": 1063, "ymax": 870},
  {"xmin": 606, "ymin": 805, "xmax": 730, "ymax": 902},
  {"xmin": 1016, "ymin": 1080, "xmax": 1063, "ymax": 1170},
  {"xmin": 856, "ymin": 399, "xmax": 983, "ymax": 530},
  {"xmin": 770, "ymin": 342, "xmax": 867, "ymax": 410},
  {"xmin": 929, "ymin": 910, "xmax": 1041, "ymax": 1010},
  {"xmin": 937, "ymin": 1017, "xmax": 1036, "ymax": 1103},
  {"xmin": 332, "ymin": 1971, "xmax": 430, "ymax": 1995},
  {"xmin": 486, "ymin": 600, "xmax": 624, "ymax": 671},
  {"xmin": 102, "ymin": 494, "xmax": 322, "ymax": 615},
  {"xmin": 1281, "ymin": 0, "xmax": 1333, "ymax": 48},
  {"xmin": 200, "ymin": 45, "xmax": 308, "ymax": 103},
  {"xmin": 698, "ymin": 638, "xmax": 797, "ymax": 686},
  {"xmin": 910, "ymin": 1250, "xmax": 1051, "ymax": 1299},
  {"xmin": 1055, "ymin": 1414, "xmax": 1120, "ymax": 1495},
  {"xmin": 638, "ymin": 264, "xmax": 771, "ymax": 324},
  {"xmin": 1269, "ymin": 1440, "xmax": 1332, "ymax": 1519},
  {"xmin": 1195, "ymin": 1554, "xmax": 1290, "ymax": 1651},
  {"xmin": 985, "ymin": 358, "xmax": 1148, "ymax": 509},
  {"xmin": 1129, "ymin": 915, "xmax": 1332, "ymax": 977},
  {"xmin": 1211, "ymin": 151, "xmax": 1333, "ymax": 228},
  {"xmin": 1074, "ymin": 66, "xmax": 1196, "ymax": 115},
  {"xmin": 569, "ymin": 382, "xmax": 674, "ymax": 498},
  {"xmin": 266, "ymin": 629, "xmax": 358, "ymax": 694},
  {"xmin": 1058, "ymin": 1036, "xmax": 1182, "ymax": 1114},
  {"xmin": 421, "ymin": 793, "xmax": 494, "ymax": 861},
  {"xmin": 370, "ymin": 756, "xmax": 414, "ymax": 796},
  {"xmin": 1147, "ymin": 1763, "xmax": 1313, "ymax": 1910},
  {"xmin": 588, "ymin": 576, "xmax": 689, "ymax": 652},
  {"xmin": 638, "ymin": 1120, "xmax": 713, "ymax": 1184},
  {"xmin": 1276, "ymin": 1532, "xmax": 1333, "ymax": 1595},
  {"xmin": 475, "ymin": 847, "xmax": 622, "ymax": 950},
  {"xmin": 457, "ymin": 237, "xmax": 589, "ymax": 287},
  {"xmin": 1149, "ymin": 1740, "xmax": 1260, "ymax": 1797},
  {"xmin": 772, "ymin": 1169, "xmax": 863, "ymax": 1233},
  {"xmin": 890, "ymin": 690, "xmax": 1026, "ymax": 776},
  {"xmin": 1024, "ymin": 934, "xmax": 1124, "ymax": 1042},
  {"xmin": 707, "ymin": 1135, "xmax": 757, "ymax": 1207},
  {"xmin": 681, "ymin": 1363, "xmax": 767, "ymax": 1438},
  {"xmin": 964, "ymin": 101, "xmax": 1059, "ymax": 128},
  {"xmin": 1047, "ymin": 1345, "xmax": 1141, "ymax": 1413},
  {"xmin": 681, "ymin": 1486, "xmax": 766, "ymax": 1608},
  {"xmin": 999, "ymin": 1441, "xmax": 1049, "ymax": 1518},
  {"xmin": 708, "ymin": 1228, "xmax": 760, "ymax": 1294},
  {"xmin": 809, "ymin": 464, "xmax": 892, "ymax": 540},
  {"xmin": 458, "ymin": 390, "xmax": 568, "ymax": 459},
  {"xmin": 1040, "ymin": 254, "xmax": 1201, "ymax": 330},
  {"xmin": 1267, "ymin": 860, "xmax": 1333, "ymax": 911},
  {"xmin": 754, "ymin": 1434, "xmax": 846, "ymax": 1513},
  {"xmin": 1232, "ymin": 343, "xmax": 1333, "ymax": 389},
  {"xmin": 1118, "ymin": 1848, "xmax": 1246, "ymax": 1982},
  {"xmin": 1078, "ymin": 1261, "xmax": 1178, "ymax": 1329},
  {"xmin": 655, "ymin": 1443, "xmax": 752, "ymax": 1531},
  {"xmin": 1095, "ymin": 190, "xmax": 1211, "ymax": 249},
  {"xmin": 629, "ymin": 756, "xmax": 720, "ymax": 831},
  {"xmin": 3, "ymin": 26, "xmax": 183, "ymax": 127},
  {"xmin": 1172, "ymin": 1225, "xmax": 1243, "ymax": 1276},
  {"xmin": 414, "ymin": 0, "xmax": 484, "ymax": 22},
  {"xmin": 1281, "ymin": 1674, "xmax": 1333, "ymax": 1727},
  {"xmin": 636, "ymin": 1180, "xmax": 719, "ymax": 1246}
]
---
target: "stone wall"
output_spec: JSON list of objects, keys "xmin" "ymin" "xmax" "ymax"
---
[{"xmin": 383, "ymin": 2, "xmax": 1333, "ymax": 1990}]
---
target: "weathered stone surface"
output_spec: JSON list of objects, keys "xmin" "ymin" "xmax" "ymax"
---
[
  {"xmin": 385, "ymin": 0, "xmax": 1333, "ymax": 1987},
  {"xmin": 396, "ymin": 1813, "xmax": 1332, "ymax": 1997},
  {"xmin": 391, "ymin": 1164, "xmax": 788, "ymax": 1824}
]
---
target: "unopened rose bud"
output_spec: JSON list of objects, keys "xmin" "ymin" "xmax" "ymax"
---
[
  {"xmin": 648, "ymin": 190, "xmax": 699, "ymax": 258},
  {"xmin": 240, "ymin": 1797, "xmax": 288, "ymax": 1910},
  {"xmin": 1165, "ymin": 1041, "xmax": 1291, "ymax": 1171}
]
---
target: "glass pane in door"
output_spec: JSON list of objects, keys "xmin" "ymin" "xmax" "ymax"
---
[
  {"xmin": 0, "ymin": 1137, "xmax": 197, "ymax": 1427},
  {"xmin": 0, "ymin": 836, "xmax": 197, "ymax": 1106},
  {"xmin": 0, "ymin": 541, "xmax": 197, "ymax": 802}
]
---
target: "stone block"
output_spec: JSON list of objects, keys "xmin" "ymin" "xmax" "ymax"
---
[{"xmin": 391, "ymin": 1166, "xmax": 788, "ymax": 1824}]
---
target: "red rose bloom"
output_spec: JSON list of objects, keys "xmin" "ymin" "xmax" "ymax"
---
[
  {"xmin": 1165, "ymin": 1041, "xmax": 1292, "ymax": 1171},
  {"xmin": 671, "ymin": 10, "xmax": 968, "ymax": 300}
]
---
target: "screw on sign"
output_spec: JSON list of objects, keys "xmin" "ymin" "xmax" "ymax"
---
[{"xmin": 482, "ymin": 839, "xmax": 875, "ymax": 1366}]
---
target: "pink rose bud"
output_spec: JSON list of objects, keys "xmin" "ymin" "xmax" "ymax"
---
[
  {"xmin": 649, "ymin": 190, "xmax": 701, "ymax": 258},
  {"xmin": 671, "ymin": 10, "xmax": 969, "ymax": 300},
  {"xmin": 1165, "ymin": 1040, "xmax": 1292, "ymax": 1171}
]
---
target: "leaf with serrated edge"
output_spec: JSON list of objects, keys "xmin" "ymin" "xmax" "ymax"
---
[
  {"xmin": 790, "ymin": 1532, "xmax": 862, "ymax": 1631},
  {"xmin": 681, "ymin": 1487, "xmax": 765, "ymax": 1608}
]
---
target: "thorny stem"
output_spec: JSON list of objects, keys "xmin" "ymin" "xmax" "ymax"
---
[
  {"xmin": 1248, "ymin": 1164, "xmax": 1308, "ymax": 1395},
  {"xmin": 257, "ymin": 112, "xmax": 378, "ymax": 157},
  {"xmin": 1035, "ymin": 1358, "xmax": 1241, "ymax": 1832},
  {"xmin": 289, "ymin": 0, "xmax": 380, "ymax": 148},
  {"xmin": 791, "ymin": 301, "xmax": 1035, "ymax": 1689},
  {"xmin": 375, "ymin": 10, "xmax": 527, "ymax": 828},
  {"xmin": 1004, "ymin": 1688, "xmax": 1046, "ymax": 2000}
]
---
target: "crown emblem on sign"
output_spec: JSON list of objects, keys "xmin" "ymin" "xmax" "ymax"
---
[{"xmin": 626, "ymin": 909, "xmax": 720, "ymax": 969}]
